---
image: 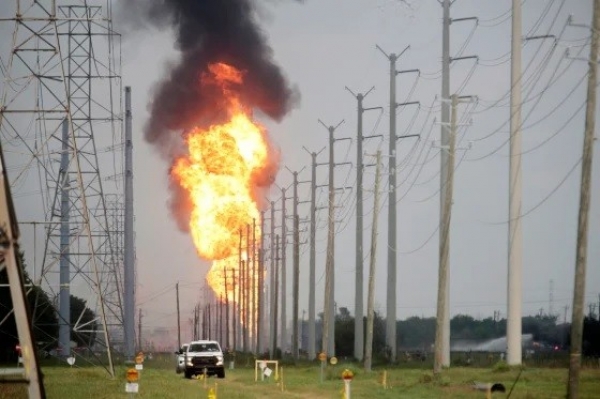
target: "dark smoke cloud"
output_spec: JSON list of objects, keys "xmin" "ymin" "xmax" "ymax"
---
[
  {"xmin": 120, "ymin": 0, "xmax": 300, "ymax": 232},
  {"xmin": 121, "ymin": 0, "xmax": 300, "ymax": 155}
]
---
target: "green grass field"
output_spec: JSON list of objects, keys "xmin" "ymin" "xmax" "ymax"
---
[{"xmin": 2, "ymin": 357, "xmax": 600, "ymax": 398}]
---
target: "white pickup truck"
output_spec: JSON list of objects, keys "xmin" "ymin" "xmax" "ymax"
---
[
  {"xmin": 183, "ymin": 340, "xmax": 225, "ymax": 379},
  {"xmin": 175, "ymin": 343, "xmax": 189, "ymax": 374}
]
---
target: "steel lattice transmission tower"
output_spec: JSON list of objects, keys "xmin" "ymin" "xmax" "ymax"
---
[{"xmin": 0, "ymin": 0, "xmax": 124, "ymax": 376}]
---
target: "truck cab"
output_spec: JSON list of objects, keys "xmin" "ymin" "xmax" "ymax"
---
[{"xmin": 183, "ymin": 340, "xmax": 225, "ymax": 379}]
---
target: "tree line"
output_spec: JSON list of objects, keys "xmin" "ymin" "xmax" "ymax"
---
[
  {"xmin": 302, "ymin": 306, "xmax": 600, "ymax": 361},
  {"xmin": 0, "ymin": 253, "xmax": 98, "ymax": 363}
]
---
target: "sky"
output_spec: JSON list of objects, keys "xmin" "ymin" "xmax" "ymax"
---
[{"xmin": 1, "ymin": 0, "xmax": 599, "ymax": 350}]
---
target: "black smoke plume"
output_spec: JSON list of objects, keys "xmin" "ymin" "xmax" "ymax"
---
[
  {"xmin": 122, "ymin": 0, "xmax": 299, "ymax": 152},
  {"xmin": 120, "ymin": 0, "xmax": 300, "ymax": 231}
]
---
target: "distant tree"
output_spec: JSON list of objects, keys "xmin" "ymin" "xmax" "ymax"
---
[
  {"xmin": 522, "ymin": 315, "xmax": 560, "ymax": 346},
  {"xmin": 0, "ymin": 252, "xmax": 58, "ymax": 362},
  {"xmin": 69, "ymin": 295, "xmax": 97, "ymax": 348},
  {"xmin": 398, "ymin": 316, "xmax": 436, "ymax": 349},
  {"xmin": 372, "ymin": 311, "xmax": 387, "ymax": 357},
  {"xmin": 334, "ymin": 307, "xmax": 354, "ymax": 357},
  {"xmin": 583, "ymin": 316, "xmax": 600, "ymax": 357},
  {"xmin": 451, "ymin": 314, "xmax": 477, "ymax": 339}
]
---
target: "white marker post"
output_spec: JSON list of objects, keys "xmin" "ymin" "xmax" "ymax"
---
[
  {"xmin": 125, "ymin": 368, "xmax": 139, "ymax": 397},
  {"xmin": 318, "ymin": 352, "xmax": 326, "ymax": 383},
  {"xmin": 259, "ymin": 361, "xmax": 266, "ymax": 381}
]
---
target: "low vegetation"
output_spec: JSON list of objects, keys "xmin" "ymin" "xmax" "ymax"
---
[{"xmin": 2, "ymin": 355, "xmax": 600, "ymax": 399}]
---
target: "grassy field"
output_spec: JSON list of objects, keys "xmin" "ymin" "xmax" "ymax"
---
[{"xmin": 2, "ymin": 357, "xmax": 600, "ymax": 398}]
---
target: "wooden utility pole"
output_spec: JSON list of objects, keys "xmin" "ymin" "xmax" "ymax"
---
[
  {"xmin": 232, "ymin": 269, "xmax": 237, "ymax": 352},
  {"xmin": 219, "ymin": 293, "xmax": 224, "ymax": 344},
  {"xmin": 507, "ymin": 0, "xmax": 524, "ymax": 367},
  {"xmin": 436, "ymin": 0, "xmax": 476, "ymax": 367},
  {"xmin": 258, "ymin": 212, "xmax": 265, "ymax": 354},
  {"xmin": 197, "ymin": 305, "xmax": 200, "ymax": 339},
  {"xmin": 225, "ymin": 268, "xmax": 230, "ymax": 349},
  {"xmin": 202, "ymin": 304, "xmax": 206, "ymax": 338},
  {"xmin": 568, "ymin": 3, "xmax": 600, "ymax": 397},
  {"xmin": 364, "ymin": 151, "xmax": 382, "ymax": 372},
  {"xmin": 240, "ymin": 259, "xmax": 246, "ymax": 351},
  {"xmin": 138, "ymin": 308, "xmax": 142, "ymax": 352},
  {"xmin": 176, "ymin": 282, "xmax": 181, "ymax": 349},
  {"xmin": 269, "ymin": 202, "xmax": 276, "ymax": 359},
  {"xmin": 345, "ymin": 86, "xmax": 381, "ymax": 362},
  {"xmin": 273, "ymin": 235, "xmax": 280, "ymax": 357},
  {"xmin": 252, "ymin": 218, "xmax": 257, "ymax": 353},
  {"xmin": 238, "ymin": 229, "xmax": 243, "ymax": 350},
  {"xmin": 302, "ymin": 147, "xmax": 325, "ymax": 360},
  {"xmin": 292, "ymin": 213, "xmax": 300, "ymax": 360},
  {"xmin": 320, "ymin": 119, "xmax": 346, "ymax": 358},
  {"xmin": 292, "ymin": 172, "xmax": 300, "ymax": 360},
  {"xmin": 245, "ymin": 223, "xmax": 251, "ymax": 352},
  {"xmin": 434, "ymin": 94, "xmax": 457, "ymax": 376},
  {"xmin": 210, "ymin": 302, "xmax": 213, "ymax": 340},
  {"xmin": 280, "ymin": 190, "xmax": 287, "ymax": 353}
]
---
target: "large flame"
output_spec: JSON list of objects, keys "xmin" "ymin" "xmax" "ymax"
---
[{"xmin": 172, "ymin": 63, "xmax": 268, "ymax": 304}]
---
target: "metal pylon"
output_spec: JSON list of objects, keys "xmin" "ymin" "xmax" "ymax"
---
[{"xmin": 0, "ymin": 1, "xmax": 123, "ymax": 377}]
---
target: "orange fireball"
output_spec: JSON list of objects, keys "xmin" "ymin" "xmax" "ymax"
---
[{"xmin": 172, "ymin": 62, "xmax": 269, "ymax": 303}]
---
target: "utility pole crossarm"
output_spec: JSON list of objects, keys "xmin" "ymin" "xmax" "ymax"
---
[
  {"xmin": 396, "ymin": 100, "xmax": 420, "ymax": 108},
  {"xmin": 524, "ymin": 34, "xmax": 556, "ymax": 42},
  {"xmin": 451, "ymin": 16, "xmax": 478, "ymax": 24},
  {"xmin": 449, "ymin": 55, "xmax": 478, "ymax": 63},
  {"xmin": 396, "ymin": 68, "xmax": 420, "ymax": 76},
  {"xmin": 363, "ymin": 133, "xmax": 384, "ymax": 140},
  {"xmin": 334, "ymin": 161, "xmax": 353, "ymax": 167},
  {"xmin": 376, "ymin": 44, "xmax": 411, "ymax": 61},
  {"xmin": 318, "ymin": 118, "xmax": 345, "ymax": 131},
  {"xmin": 334, "ymin": 137, "xmax": 352, "ymax": 143},
  {"xmin": 397, "ymin": 134, "xmax": 420, "ymax": 140}
]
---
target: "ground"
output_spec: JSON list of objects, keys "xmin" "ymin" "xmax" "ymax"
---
[{"xmin": 1, "ymin": 355, "xmax": 600, "ymax": 398}]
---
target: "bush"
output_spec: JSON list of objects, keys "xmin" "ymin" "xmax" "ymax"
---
[
  {"xmin": 493, "ymin": 360, "xmax": 510, "ymax": 373},
  {"xmin": 419, "ymin": 372, "xmax": 433, "ymax": 383}
]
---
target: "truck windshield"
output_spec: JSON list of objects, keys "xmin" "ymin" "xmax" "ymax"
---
[{"xmin": 189, "ymin": 343, "xmax": 220, "ymax": 352}]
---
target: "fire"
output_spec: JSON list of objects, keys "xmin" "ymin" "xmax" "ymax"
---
[{"xmin": 172, "ymin": 62, "xmax": 270, "ymax": 302}]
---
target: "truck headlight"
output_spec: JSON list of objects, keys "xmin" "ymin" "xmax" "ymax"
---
[{"xmin": 216, "ymin": 355, "xmax": 223, "ymax": 365}]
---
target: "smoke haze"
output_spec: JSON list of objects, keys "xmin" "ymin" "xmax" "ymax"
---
[
  {"xmin": 121, "ymin": 0, "xmax": 299, "ymax": 148},
  {"xmin": 119, "ymin": 0, "xmax": 300, "ymax": 231}
]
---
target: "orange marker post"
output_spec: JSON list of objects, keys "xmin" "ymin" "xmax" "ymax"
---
[{"xmin": 125, "ymin": 368, "xmax": 139, "ymax": 396}]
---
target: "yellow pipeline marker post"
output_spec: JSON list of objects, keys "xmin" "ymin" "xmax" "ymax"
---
[{"xmin": 341, "ymin": 369, "xmax": 354, "ymax": 399}]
